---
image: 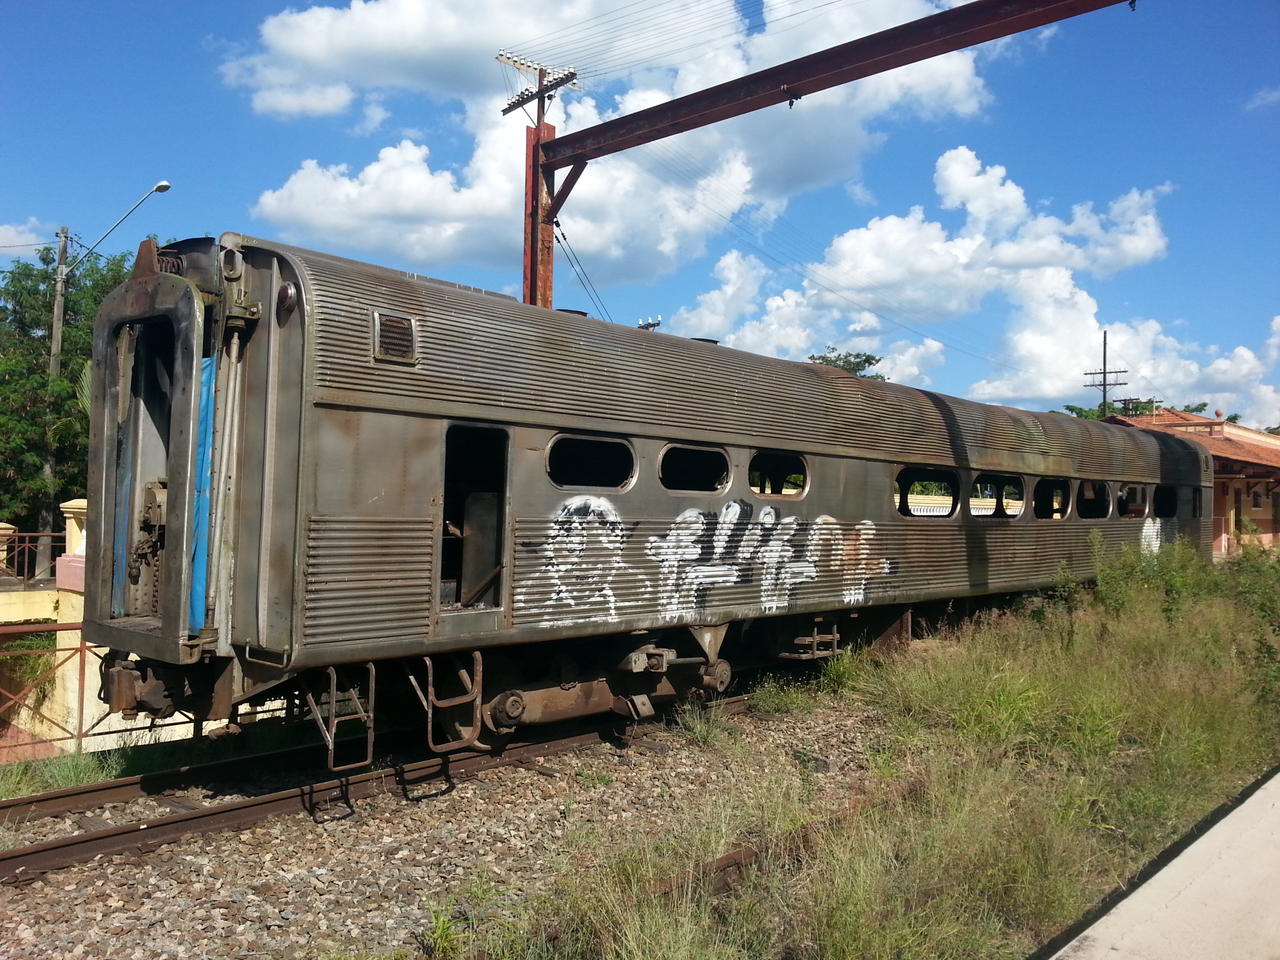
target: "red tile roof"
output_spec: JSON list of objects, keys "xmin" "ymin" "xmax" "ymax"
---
[{"xmin": 1106, "ymin": 410, "xmax": 1280, "ymax": 473}]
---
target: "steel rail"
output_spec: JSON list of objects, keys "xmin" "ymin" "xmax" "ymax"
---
[
  {"xmin": 0, "ymin": 696, "xmax": 747, "ymax": 883},
  {"xmin": 0, "ymin": 739, "xmax": 344, "ymax": 821}
]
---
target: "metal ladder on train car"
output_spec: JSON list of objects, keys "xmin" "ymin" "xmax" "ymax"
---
[
  {"xmin": 778, "ymin": 620, "xmax": 841, "ymax": 660},
  {"xmin": 303, "ymin": 663, "xmax": 376, "ymax": 772},
  {"xmin": 405, "ymin": 651, "xmax": 485, "ymax": 752}
]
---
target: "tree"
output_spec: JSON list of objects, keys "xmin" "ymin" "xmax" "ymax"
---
[
  {"xmin": 1054, "ymin": 398, "xmax": 1159, "ymax": 419},
  {"xmin": 1181, "ymin": 401, "xmax": 1208, "ymax": 414},
  {"xmin": 807, "ymin": 345, "xmax": 887, "ymax": 380},
  {"xmin": 0, "ymin": 246, "xmax": 131, "ymax": 532}
]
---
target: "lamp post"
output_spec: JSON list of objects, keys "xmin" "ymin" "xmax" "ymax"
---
[
  {"xmin": 38, "ymin": 180, "xmax": 171, "ymax": 579},
  {"xmin": 49, "ymin": 180, "xmax": 170, "ymax": 381}
]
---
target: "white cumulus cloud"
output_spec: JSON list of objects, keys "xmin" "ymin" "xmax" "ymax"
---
[
  {"xmin": 226, "ymin": 0, "xmax": 994, "ymax": 278},
  {"xmin": 0, "ymin": 218, "xmax": 50, "ymax": 253},
  {"xmin": 668, "ymin": 146, "xmax": 1279, "ymax": 426}
]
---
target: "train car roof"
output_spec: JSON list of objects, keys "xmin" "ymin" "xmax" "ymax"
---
[{"xmin": 224, "ymin": 233, "xmax": 1209, "ymax": 485}]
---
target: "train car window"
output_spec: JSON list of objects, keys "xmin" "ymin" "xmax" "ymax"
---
[
  {"xmin": 547, "ymin": 436, "xmax": 634, "ymax": 489},
  {"xmin": 969, "ymin": 474, "xmax": 1024, "ymax": 518},
  {"xmin": 749, "ymin": 450, "xmax": 807, "ymax": 497},
  {"xmin": 895, "ymin": 467, "xmax": 958, "ymax": 517},
  {"xmin": 660, "ymin": 446, "xmax": 730, "ymax": 492},
  {"xmin": 1076, "ymin": 480, "xmax": 1111, "ymax": 519},
  {"xmin": 1153, "ymin": 485, "xmax": 1178, "ymax": 518},
  {"xmin": 1192, "ymin": 488, "xmax": 1203, "ymax": 518},
  {"xmin": 1032, "ymin": 478, "xmax": 1071, "ymax": 519},
  {"xmin": 373, "ymin": 311, "xmax": 415, "ymax": 362},
  {"xmin": 1117, "ymin": 484, "xmax": 1148, "ymax": 518}
]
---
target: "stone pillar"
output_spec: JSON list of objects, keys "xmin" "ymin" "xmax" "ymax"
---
[{"xmin": 56, "ymin": 499, "xmax": 87, "ymax": 594}]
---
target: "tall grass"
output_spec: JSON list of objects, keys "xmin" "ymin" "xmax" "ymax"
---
[{"xmin": 458, "ymin": 542, "xmax": 1280, "ymax": 960}]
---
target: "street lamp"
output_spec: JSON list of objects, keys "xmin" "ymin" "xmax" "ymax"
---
[
  {"xmin": 50, "ymin": 179, "xmax": 172, "ymax": 380},
  {"xmin": 37, "ymin": 180, "xmax": 172, "ymax": 578}
]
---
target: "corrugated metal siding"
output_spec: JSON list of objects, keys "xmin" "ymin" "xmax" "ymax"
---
[
  {"xmin": 242, "ymin": 237, "xmax": 1204, "ymax": 485},
  {"xmin": 303, "ymin": 516, "xmax": 432, "ymax": 643}
]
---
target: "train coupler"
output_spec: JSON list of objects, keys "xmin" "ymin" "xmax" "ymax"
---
[{"xmin": 101, "ymin": 659, "xmax": 176, "ymax": 720}]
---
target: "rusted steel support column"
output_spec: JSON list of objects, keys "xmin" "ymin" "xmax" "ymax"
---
[{"xmin": 522, "ymin": 121, "xmax": 557, "ymax": 308}]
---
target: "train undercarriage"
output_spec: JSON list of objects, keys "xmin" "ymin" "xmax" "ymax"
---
[{"xmin": 99, "ymin": 607, "xmax": 920, "ymax": 770}]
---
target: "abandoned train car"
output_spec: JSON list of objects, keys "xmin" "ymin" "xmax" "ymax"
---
[{"xmin": 84, "ymin": 234, "xmax": 1212, "ymax": 760}]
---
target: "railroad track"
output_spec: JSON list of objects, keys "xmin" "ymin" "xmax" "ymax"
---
[{"xmin": 0, "ymin": 696, "xmax": 748, "ymax": 883}]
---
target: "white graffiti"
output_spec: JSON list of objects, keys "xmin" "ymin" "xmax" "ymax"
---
[
  {"xmin": 515, "ymin": 496, "xmax": 635, "ymax": 621},
  {"xmin": 518, "ymin": 497, "xmax": 894, "ymax": 625},
  {"xmin": 1140, "ymin": 516, "xmax": 1178, "ymax": 555}
]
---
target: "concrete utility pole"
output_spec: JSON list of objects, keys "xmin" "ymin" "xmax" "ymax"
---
[
  {"xmin": 35, "ymin": 227, "xmax": 70, "ymax": 579},
  {"xmin": 48, "ymin": 226, "xmax": 69, "ymax": 381}
]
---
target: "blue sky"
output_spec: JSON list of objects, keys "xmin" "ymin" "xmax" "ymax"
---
[{"xmin": 3, "ymin": 0, "xmax": 1278, "ymax": 424}]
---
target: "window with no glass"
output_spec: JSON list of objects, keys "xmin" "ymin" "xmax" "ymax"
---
[
  {"xmin": 1032, "ymin": 478, "xmax": 1071, "ymax": 519},
  {"xmin": 660, "ymin": 446, "xmax": 730, "ymax": 492},
  {"xmin": 547, "ymin": 435, "xmax": 635, "ymax": 489},
  {"xmin": 1076, "ymin": 480, "xmax": 1111, "ymax": 519},
  {"xmin": 373, "ymin": 311, "xmax": 416, "ymax": 362},
  {"xmin": 749, "ymin": 450, "xmax": 807, "ymax": 497},
  {"xmin": 1117, "ymin": 484, "xmax": 1148, "ymax": 518},
  {"xmin": 970, "ymin": 474, "xmax": 1024, "ymax": 518},
  {"xmin": 1152, "ymin": 484, "xmax": 1178, "ymax": 518},
  {"xmin": 894, "ymin": 467, "xmax": 958, "ymax": 517}
]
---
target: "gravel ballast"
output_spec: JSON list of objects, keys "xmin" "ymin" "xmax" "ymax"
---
[{"xmin": 0, "ymin": 699, "xmax": 872, "ymax": 960}]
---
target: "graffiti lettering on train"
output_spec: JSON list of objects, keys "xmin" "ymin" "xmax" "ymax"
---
[{"xmin": 516, "ymin": 497, "xmax": 893, "ymax": 624}]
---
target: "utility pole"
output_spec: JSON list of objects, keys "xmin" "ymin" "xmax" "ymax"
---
[
  {"xmin": 48, "ymin": 226, "xmax": 69, "ymax": 381},
  {"xmin": 1083, "ymin": 330, "xmax": 1128, "ymax": 416},
  {"xmin": 498, "ymin": 52, "xmax": 579, "ymax": 309},
  {"xmin": 35, "ymin": 227, "xmax": 70, "ymax": 579}
]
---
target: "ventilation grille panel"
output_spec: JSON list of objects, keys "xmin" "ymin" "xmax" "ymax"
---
[{"xmin": 374, "ymin": 312, "xmax": 415, "ymax": 362}]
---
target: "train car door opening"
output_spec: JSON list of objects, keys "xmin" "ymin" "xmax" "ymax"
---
[{"xmin": 440, "ymin": 425, "xmax": 508, "ymax": 611}]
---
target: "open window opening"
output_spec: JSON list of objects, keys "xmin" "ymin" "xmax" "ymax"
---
[
  {"xmin": 547, "ymin": 435, "xmax": 634, "ymax": 489},
  {"xmin": 1076, "ymin": 480, "xmax": 1111, "ymax": 519},
  {"xmin": 1032, "ymin": 478, "xmax": 1071, "ymax": 520},
  {"xmin": 111, "ymin": 319, "xmax": 177, "ymax": 618},
  {"xmin": 1117, "ymin": 484, "xmax": 1148, "ymax": 518},
  {"xmin": 749, "ymin": 450, "xmax": 806, "ymax": 497},
  {"xmin": 660, "ymin": 445, "xmax": 729, "ymax": 492},
  {"xmin": 440, "ymin": 425, "xmax": 507, "ymax": 610},
  {"xmin": 1153, "ymin": 484, "xmax": 1178, "ymax": 518},
  {"xmin": 894, "ymin": 467, "xmax": 958, "ymax": 517},
  {"xmin": 970, "ymin": 474, "xmax": 1024, "ymax": 518}
]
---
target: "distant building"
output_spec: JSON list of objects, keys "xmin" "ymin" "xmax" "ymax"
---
[{"xmin": 1106, "ymin": 408, "xmax": 1280, "ymax": 557}]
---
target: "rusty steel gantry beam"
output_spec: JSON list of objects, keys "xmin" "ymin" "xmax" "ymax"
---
[{"xmin": 520, "ymin": 0, "xmax": 1133, "ymax": 307}]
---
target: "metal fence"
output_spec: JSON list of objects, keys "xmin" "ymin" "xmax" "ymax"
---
[
  {"xmin": 0, "ymin": 533, "xmax": 66, "ymax": 583},
  {"xmin": 0, "ymin": 622, "xmax": 199, "ymax": 762}
]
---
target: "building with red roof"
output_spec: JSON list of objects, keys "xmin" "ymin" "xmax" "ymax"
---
[{"xmin": 1106, "ymin": 408, "xmax": 1280, "ymax": 556}]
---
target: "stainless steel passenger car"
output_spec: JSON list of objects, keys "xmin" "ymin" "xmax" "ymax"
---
[{"xmin": 84, "ymin": 235, "xmax": 1212, "ymax": 759}]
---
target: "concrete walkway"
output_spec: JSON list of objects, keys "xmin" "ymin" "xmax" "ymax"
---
[{"xmin": 1052, "ymin": 771, "xmax": 1280, "ymax": 960}]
